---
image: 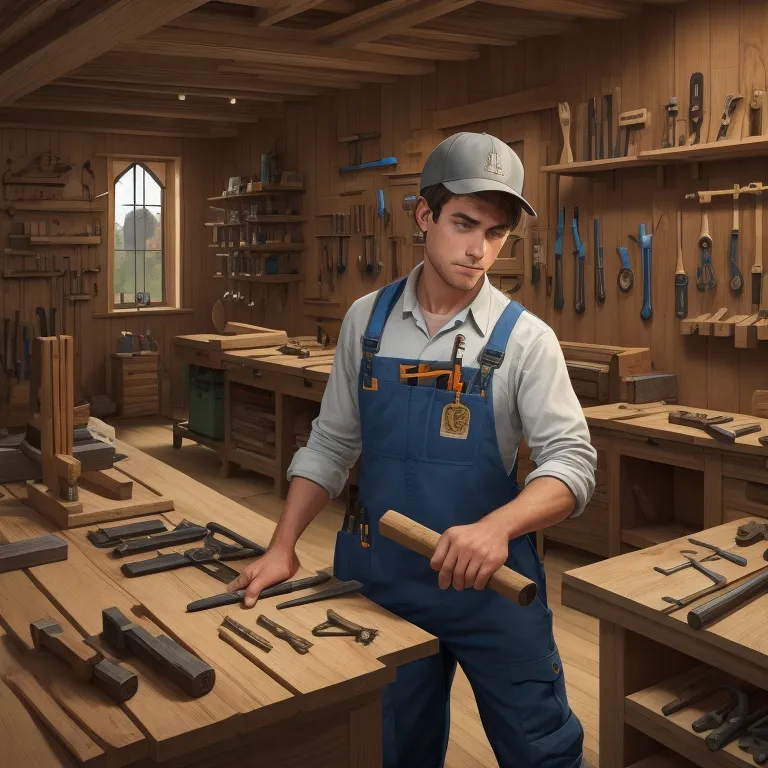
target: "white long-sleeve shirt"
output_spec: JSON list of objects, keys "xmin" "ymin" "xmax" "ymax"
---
[{"xmin": 288, "ymin": 263, "xmax": 596, "ymax": 517}]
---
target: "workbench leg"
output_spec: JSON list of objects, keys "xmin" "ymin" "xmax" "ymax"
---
[
  {"xmin": 704, "ymin": 453, "xmax": 722, "ymax": 529},
  {"xmin": 607, "ymin": 444, "xmax": 622, "ymax": 557},
  {"xmin": 349, "ymin": 695, "xmax": 382, "ymax": 768}
]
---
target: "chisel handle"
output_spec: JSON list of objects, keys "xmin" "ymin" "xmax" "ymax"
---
[
  {"xmin": 675, "ymin": 274, "xmax": 689, "ymax": 319},
  {"xmin": 378, "ymin": 510, "xmax": 538, "ymax": 606},
  {"xmin": 575, "ymin": 257, "xmax": 585, "ymax": 314},
  {"xmin": 554, "ymin": 255, "xmax": 564, "ymax": 310},
  {"xmin": 688, "ymin": 568, "xmax": 768, "ymax": 630}
]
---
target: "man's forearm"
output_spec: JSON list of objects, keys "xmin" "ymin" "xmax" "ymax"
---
[
  {"xmin": 270, "ymin": 476, "xmax": 330, "ymax": 551},
  {"xmin": 486, "ymin": 476, "xmax": 576, "ymax": 542}
]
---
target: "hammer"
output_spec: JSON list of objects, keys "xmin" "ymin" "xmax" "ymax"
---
[
  {"xmin": 100, "ymin": 607, "xmax": 215, "ymax": 698},
  {"xmin": 31, "ymin": 618, "xmax": 138, "ymax": 702}
]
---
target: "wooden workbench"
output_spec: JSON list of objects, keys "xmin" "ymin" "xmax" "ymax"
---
[
  {"xmin": 562, "ymin": 517, "xmax": 768, "ymax": 768},
  {"xmin": 173, "ymin": 334, "xmax": 335, "ymax": 497},
  {"xmin": 0, "ymin": 440, "xmax": 436, "ymax": 768},
  {"xmin": 542, "ymin": 402, "xmax": 768, "ymax": 559}
]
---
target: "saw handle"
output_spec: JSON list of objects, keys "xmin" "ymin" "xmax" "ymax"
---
[{"xmin": 378, "ymin": 510, "xmax": 538, "ymax": 606}]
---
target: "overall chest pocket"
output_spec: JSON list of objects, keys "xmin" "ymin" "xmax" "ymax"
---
[{"xmin": 419, "ymin": 388, "xmax": 483, "ymax": 465}]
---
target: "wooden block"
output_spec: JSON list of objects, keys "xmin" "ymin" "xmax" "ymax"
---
[
  {"xmin": 713, "ymin": 313, "xmax": 750, "ymax": 336},
  {"xmin": 679, "ymin": 311, "xmax": 713, "ymax": 335},
  {"xmin": 80, "ymin": 469, "xmax": 133, "ymax": 501},
  {"xmin": 619, "ymin": 374, "xmax": 678, "ymax": 404},
  {"xmin": 38, "ymin": 338, "xmax": 56, "ymax": 491},
  {"xmin": 206, "ymin": 331, "xmax": 289, "ymax": 351},
  {"xmin": 0, "ymin": 534, "xmax": 67, "ymax": 573},
  {"xmin": 5, "ymin": 671, "xmax": 106, "ymax": 767},
  {"xmin": 31, "ymin": 618, "xmax": 99, "ymax": 682},
  {"xmin": 734, "ymin": 313, "xmax": 759, "ymax": 348},
  {"xmin": 752, "ymin": 390, "xmax": 768, "ymax": 418},
  {"xmin": 696, "ymin": 307, "xmax": 729, "ymax": 336},
  {"xmin": 0, "ymin": 678, "xmax": 75, "ymax": 767}
]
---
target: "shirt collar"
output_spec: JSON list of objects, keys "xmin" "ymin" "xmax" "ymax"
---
[{"xmin": 402, "ymin": 262, "xmax": 493, "ymax": 337}]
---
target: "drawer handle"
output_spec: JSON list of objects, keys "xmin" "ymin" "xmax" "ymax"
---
[
  {"xmin": 194, "ymin": 350, "xmax": 208, "ymax": 358},
  {"xmin": 252, "ymin": 370, "xmax": 262, "ymax": 379},
  {"xmin": 646, "ymin": 438, "xmax": 660, "ymax": 447},
  {"xmin": 745, "ymin": 482, "xmax": 768, "ymax": 506},
  {"xmin": 303, "ymin": 378, "xmax": 313, "ymax": 388}
]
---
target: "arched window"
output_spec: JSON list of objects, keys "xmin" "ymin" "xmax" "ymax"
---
[{"xmin": 113, "ymin": 163, "xmax": 165, "ymax": 307}]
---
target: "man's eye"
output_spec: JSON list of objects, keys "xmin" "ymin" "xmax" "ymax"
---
[
  {"xmin": 457, "ymin": 222, "xmax": 470, "ymax": 230},
  {"xmin": 488, "ymin": 231, "xmax": 504, "ymax": 240}
]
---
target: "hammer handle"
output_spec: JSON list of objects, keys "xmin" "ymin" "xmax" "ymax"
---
[
  {"xmin": 36, "ymin": 627, "xmax": 98, "ymax": 681},
  {"xmin": 688, "ymin": 567, "xmax": 768, "ymax": 630},
  {"xmin": 378, "ymin": 510, "xmax": 538, "ymax": 606}
]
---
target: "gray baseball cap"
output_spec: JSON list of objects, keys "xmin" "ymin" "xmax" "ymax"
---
[{"xmin": 420, "ymin": 132, "xmax": 536, "ymax": 217}]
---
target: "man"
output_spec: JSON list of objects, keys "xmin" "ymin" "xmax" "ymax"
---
[{"xmin": 229, "ymin": 132, "xmax": 596, "ymax": 768}]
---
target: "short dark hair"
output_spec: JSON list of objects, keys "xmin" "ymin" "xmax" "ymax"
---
[{"xmin": 419, "ymin": 183, "xmax": 523, "ymax": 231}]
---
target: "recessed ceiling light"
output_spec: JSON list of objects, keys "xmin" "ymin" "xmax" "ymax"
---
[
  {"xmin": 229, "ymin": 97, "xmax": 237, "ymax": 105},
  {"xmin": 178, "ymin": 94, "xmax": 186, "ymax": 101}
]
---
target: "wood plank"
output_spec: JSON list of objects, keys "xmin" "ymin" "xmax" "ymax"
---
[
  {"xmin": 432, "ymin": 85, "xmax": 557, "ymax": 129},
  {"xmin": 0, "ymin": 0, "xmax": 210, "ymax": 104},
  {"xmin": 259, "ymin": 0, "xmax": 328, "ymax": 26},
  {"xmin": 79, "ymin": 469, "xmax": 133, "ymax": 501},
  {"xmin": 0, "ymin": 534, "xmax": 67, "ymax": 573}
]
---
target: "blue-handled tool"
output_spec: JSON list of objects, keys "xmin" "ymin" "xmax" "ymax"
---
[
  {"xmin": 675, "ymin": 209, "xmax": 688, "ymax": 319},
  {"xmin": 554, "ymin": 206, "xmax": 565, "ymax": 311},
  {"xmin": 634, "ymin": 223, "xmax": 653, "ymax": 320},
  {"xmin": 617, "ymin": 246, "xmax": 634, "ymax": 292},
  {"xmin": 729, "ymin": 194, "xmax": 744, "ymax": 294},
  {"xmin": 696, "ymin": 209, "xmax": 716, "ymax": 291},
  {"xmin": 572, "ymin": 207, "xmax": 586, "ymax": 314},
  {"xmin": 594, "ymin": 217, "xmax": 605, "ymax": 303},
  {"xmin": 340, "ymin": 156, "xmax": 397, "ymax": 173}
]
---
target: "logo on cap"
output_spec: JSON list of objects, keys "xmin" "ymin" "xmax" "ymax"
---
[{"xmin": 484, "ymin": 149, "xmax": 503, "ymax": 176}]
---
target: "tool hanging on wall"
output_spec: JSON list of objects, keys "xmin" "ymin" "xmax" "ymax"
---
[
  {"xmin": 572, "ymin": 207, "xmax": 585, "ymax": 314},
  {"xmin": 661, "ymin": 97, "xmax": 678, "ymax": 148},
  {"xmin": 617, "ymin": 109, "xmax": 649, "ymax": 156},
  {"xmin": 587, "ymin": 97, "xmax": 597, "ymax": 160},
  {"xmin": 602, "ymin": 87, "xmax": 620, "ymax": 160},
  {"xmin": 554, "ymin": 206, "xmax": 565, "ymax": 310},
  {"xmin": 629, "ymin": 223, "xmax": 653, "ymax": 320},
  {"xmin": 617, "ymin": 246, "xmax": 634, "ymax": 292},
  {"xmin": 558, "ymin": 102, "xmax": 573, "ymax": 164},
  {"xmin": 687, "ymin": 72, "xmax": 705, "ymax": 145},
  {"xmin": 375, "ymin": 189, "xmax": 387, "ymax": 276},
  {"xmin": 594, "ymin": 217, "xmax": 605, "ymax": 303},
  {"xmin": 675, "ymin": 209, "xmax": 688, "ymax": 318},
  {"xmin": 729, "ymin": 186, "xmax": 744, "ymax": 295},
  {"xmin": 716, "ymin": 94, "xmax": 744, "ymax": 141},
  {"xmin": 532, "ymin": 231, "xmax": 543, "ymax": 286},
  {"xmin": 696, "ymin": 209, "xmax": 717, "ymax": 291},
  {"xmin": 755, "ymin": 190, "xmax": 764, "ymax": 311},
  {"xmin": 748, "ymin": 89, "xmax": 768, "ymax": 137}
]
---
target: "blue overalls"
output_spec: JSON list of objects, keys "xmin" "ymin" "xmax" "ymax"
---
[{"xmin": 333, "ymin": 278, "xmax": 583, "ymax": 768}]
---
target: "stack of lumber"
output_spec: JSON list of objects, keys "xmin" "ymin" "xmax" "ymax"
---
[
  {"xmin": 229, "ymin": 384, "xmax": 276, "ymax": 459},
  {"xmin": 559, "ymin": 342, "xmax": 677, "ymax": 406}
]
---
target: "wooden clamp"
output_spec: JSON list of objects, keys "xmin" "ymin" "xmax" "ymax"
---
[
  {"xmin": 31, "ymin": 618, "xmax": 138, "ymax": 702},
  {"xmin": 378, "ymin": 510, "xmax": 537, "ymax": 606}
]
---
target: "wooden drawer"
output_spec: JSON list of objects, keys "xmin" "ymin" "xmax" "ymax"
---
[
  {"xmin": 722, "ymin": 453, "xmax": 768, "ymax": 483},
  {"xmin": 175, "ymin": 345, "xmax": 218, "ymax": 367},
  {"xmin": 279, "ymin": 374, "xmax": 326, "ymax": 402},
  {"xmin": 120, "ymin": 357, "xmax": 158, "ymax": 372},
  {"xmin": 544, "ymin": 501, "xmax": 609, "ymax": 557},
  {"xmin": 616, "ymin": 433, "xmax": 704, "ymax": 471},
  {"xmin": 722, "ymin": 476, "xmax": 768, "ymax": 520},
  {"xmin": 227, "ymin": 366, "xmax": 284, "ymax": 393}
]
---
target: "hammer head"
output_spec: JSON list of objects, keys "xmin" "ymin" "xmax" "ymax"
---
[
  {"xmin": 30, "ymin": 618, "xmax": 62, "ymax": 649},
  {"xmin": 101, "ymin": 607, "xmax": 132, "ymax": 651}
]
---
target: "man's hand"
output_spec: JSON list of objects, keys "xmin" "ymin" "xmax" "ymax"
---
[
  {"xmin": 430, "ymin": 517, "xmax": 509, "ymax": 591},
  {"xmin": 227, "ymin": 546, "xmax": 300, "ymax": 608}
]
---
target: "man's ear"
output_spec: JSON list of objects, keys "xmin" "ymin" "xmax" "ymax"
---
[{"xmin": 414, "ymin": 197, "xmax": 431, "ymax": 233}]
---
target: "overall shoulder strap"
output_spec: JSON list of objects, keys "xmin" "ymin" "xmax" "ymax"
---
[
  {"xmin": 475, "ymin": 300, "xmax": 525, "ymax": 394},
  {"xmin": 361, "ymin": 277, "xmax": 408, "ymax": 354}
]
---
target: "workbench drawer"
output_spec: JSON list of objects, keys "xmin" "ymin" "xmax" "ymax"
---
[
  {"xmin": 544, "ymin": 501, "xmax": 609, "ymax": 557},
  {"xmin": 227, "ymin": 366, "xmax": 284, "ymax": 392},
  {"xmin": 176, "ymin": 346, "xmax": 217, "ymax": 367},
  {"xmin": 616, "ymin": 433, "xmax": 704, "ymax": 471},
  {"xmin": 722, "ymin": 453, "xmax": 768, "ymax": 483},
  {"xmin": 722, "ymin": 476, "xmax": 768, "ymax": 520},
  {"xmin": 279, "ymin": 374, "xmax": 326, "ymax": 401}
]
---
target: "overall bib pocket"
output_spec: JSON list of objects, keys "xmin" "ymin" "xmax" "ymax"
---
[
  {"xmin": 360, "ymin": 380, "xmax": 408, "ymax": 459},
  {"xmin": 421, "ymin": 388, "xmax": 482, "ymax": 465},
  {"xmin": 332, "ymin": 529, "xmax": 371, "ymax": 584}
]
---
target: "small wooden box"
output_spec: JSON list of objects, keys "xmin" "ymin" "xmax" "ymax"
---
[{"xmin": 112, "ymin": 353, "xmax": 159, "ymax": 417}]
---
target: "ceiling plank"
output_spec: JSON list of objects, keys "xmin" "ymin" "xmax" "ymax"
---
[
  {"xmin": 355, "ymin": 38, "xmax": 480, "ymax": 62},
  {"xmin": 309, "ymin": 0, "xmax": 414, "ymax": 40},
  {"xmin": 0, "ymin": 0, "xmax": 71, "ymax": 55},
  {"xmin": 0, "ymin": 0, "xmax": 212, "ymax": 105},
  {"xmin": 403, "ymin": 27, "xmax": 520, "ymax": 46},
  {"xmin": 55, "ymin": 78, "xmax": 292, "ymax": 103},
  {"xmin": 259, "ymin": 0, "xmax": 328, "ymax": 26},
  {"xmin": 479, "ymin": 0, "xmax": 639, "ymax": 19},
  {"xmin": 220, "ymin": 0, "xmax": 354, "ymax": 11},
  {"xmin": 218, "ymin": 64, "xmax": 389, "ymax": 89},
  {"xmin": 0, "ymin": 109, "xmax": 238, "ymax": 138},
  {"xmin": 120, "ymin": 26, "xmax": 436, "ymax": 76}
]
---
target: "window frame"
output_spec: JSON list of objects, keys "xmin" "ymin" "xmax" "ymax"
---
[{"xmin": 106, "ymin": 154, "xmax": 181, "ymax": 314}]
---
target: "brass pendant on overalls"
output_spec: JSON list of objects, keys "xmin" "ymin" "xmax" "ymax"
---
[{"xmin": 440, "ymin": 394, "xmax": 471, "ymax": 439}]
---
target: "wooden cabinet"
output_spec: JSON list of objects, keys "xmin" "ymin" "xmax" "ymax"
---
[{"xmin": 111, "ymin": 353, "xmax": 159, "ymax": 418}]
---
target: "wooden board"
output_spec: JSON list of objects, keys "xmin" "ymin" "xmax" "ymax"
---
[
  {"xmin": 0, "ymin": 534, "xmax": 67, "ymax": 573},
  {"xmin": 176, "ymin": 331, "xmax": 289, "ymax": 352}
]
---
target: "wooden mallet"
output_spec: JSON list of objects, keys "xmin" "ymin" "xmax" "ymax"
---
[{"xmin": 379, "ymin": 510, "xmax": 538, "ymax": 606}]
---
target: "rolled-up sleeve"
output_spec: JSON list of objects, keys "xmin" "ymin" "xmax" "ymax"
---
[
  {"xmin": 514, "ymin": 329, "xmax": 596, "ymax": 517},
  {"xmin": 286, "ymin": 311, "xmax": 362, "ymax": 498}
]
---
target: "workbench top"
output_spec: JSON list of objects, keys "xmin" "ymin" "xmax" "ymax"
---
[
  {"xmin": 0, "ymin": 441, "xmax": 436, "ymax": 767},
  {"xmin": 562, "ymin": 517, "xmax": 768, "ymax": 688},
  {"xmin": 585, "ymin": 402, "xmax": 768, "ymax": 457}
]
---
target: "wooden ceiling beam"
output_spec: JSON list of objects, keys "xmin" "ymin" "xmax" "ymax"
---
[
  {"xmin": 479, "ymin": 0, "xmax": 640, "ymax": 19},
  {"xmin": 0, "ymin": 109, "xmax": 238, "ymax": 138},
  {"xmin": 220, "ymin": 0, "xmax": 354, "ymax": 11},
  {"xmin": 120, "ymin": 26, "xmax": 435, "ymax": 76},
  {"xmin": 54, "ymin": 79, "xmax": 293, "ymax": 103},
  {"xmin": 423, "ymin": 6, "xmax": 578, "ymax": 37},
  {"xmin": 403, "ymin": 27, "xmax": 520, "ymax": 46},
  {"xmin": 309, "ymin": 0, "xmax": 412, "ymax": 40},
  {"xmin": 0, "ymin": 0, "xmax": 211, "ymax": 105},
  {"xmin": 0, "ymin": 0, "xmax": 71, "ymax": 55},
  {"xmin": 259, "ymin": 0, "xmax": 328, "ymax": 26},
  {"xmin": 356, "ymin": 38, "xmax": 479, "ymax": 62},
  {"xmin": 218, "ymin": 64, "xmax": 391, "ymax": 89}
]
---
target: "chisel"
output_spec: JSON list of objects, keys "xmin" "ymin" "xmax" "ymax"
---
[
  {"xmin": 705, "ymin": 422, "xmax": 762, "ymax": 444},
  {"xmin": 729, "ymin": 189, "xmax": 744, "ymax": 295},
  {"xmin": 688, "ymin": 566, "xmax": 768, "ymax": 630},
  {"xmin": 276, "ymin": 579, "xmax": 363, "ymax": 609},
  {"xmin": 186, "ymin": 573, "xmax": 332, "ymax": 612},
  {"xmin": 594, "ymin": 217, "xmax": 605, "ymax": 303},
  {"xmin": 554, "ymin": 206, "xmax": 565, "ymax": 311},
  {"xmin": 572, "ymin": 207, "xmax": 585, "ymax": 314},
  {"xmin": 675, "ymin": 209, "xmax": 688, "ymax": 318},
  {"xmin": 753, "ymin": 191, "xmax": 763, "ymax": 310}
]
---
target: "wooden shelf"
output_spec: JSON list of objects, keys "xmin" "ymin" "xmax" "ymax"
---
[
  {"xmin": 29, "ymin": 236, "xmax": 101, "ymax": 245},
  {"xmin": 382, "ymin": 171, "xmax": 421, "ymax": 178},
  {"xmin": 3, "ymin": 249, "xmax": 36, "ymax": 257},
  {"xmin": 542, "ymin": 134, "xmax": 768, "ymax": 175},
  {"xmin": 4, "ymin": 176, "xmax": 66, "ymax": 187},
  {"xmin": 627, "ymin": 751, "xmax": 699, "ymax": 768},
  {"xmin": 337, "ymin": 133, "xmax": 380, "ymax": 143},
  {"xmin": 212, "ymin": 274, "xmax": 301, "ymax": 283},
  {"xmin": 2, "ymin": 200, "xmax": 105, "ymax": 213},
  {"xmin": 228, "ymin": 446, "xmax": 276, "ymax": 480},
  {"xmin": 625, "ymin": 667, "xmax": 754, "ymax": 767},
  {"xmin": 3, "ymin": 271, "xmax": 63, "ymax": 279},
  {"xmin": 621, "ymin": 523, "xmax": 697, "ymax": 549},
  {"xmin": 208, "ymin": 243, "xmax": 305, "ymax": 252},
  {"xmin": 172, "ymin": 421, "xmax": 225, "ymax": 455},
  {"xmin": 207, "ymin": 187, "xmax": 306, "ymax": 202},
  {"xmin": 205, "ymin": 216, "xmax": 307, "ymax": 226}
]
